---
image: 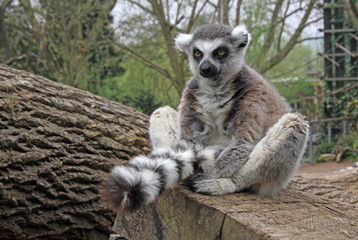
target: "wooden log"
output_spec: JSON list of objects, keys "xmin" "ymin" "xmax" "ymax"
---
[
  {"xmin": 292, "ymin": 168, "xmax": 358, "ymax": 205},
  {"xmin": 112, "ymin": 169, "xmax": 358, "ymax": 240},
  {"xmin": 0, "ymin": 64, "xmax": 150, "ymax": 240},
  {"xmin": 335, "ymin": 145, "xmax": 358, "ymax": 163}
]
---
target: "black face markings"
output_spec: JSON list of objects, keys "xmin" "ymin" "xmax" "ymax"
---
[
  {"xmin": 213, "ymin": 46, "xmax": 229, "ymax": 61},
  {"xmin": 193, "ymin": 48, "xmax": 203, "ymax": 62}
]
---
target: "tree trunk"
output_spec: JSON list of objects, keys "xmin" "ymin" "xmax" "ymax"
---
[{"xmin": 0, "ymin": 64, "xmax": 151, "ymax": 240}]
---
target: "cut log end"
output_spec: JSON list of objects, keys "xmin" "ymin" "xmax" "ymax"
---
[{"xmin": 112, "ymin": 169, "xmax": 358, "ymax": 240}]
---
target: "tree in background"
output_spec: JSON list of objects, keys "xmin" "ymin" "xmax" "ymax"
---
[{"xmin": 0, "ymin": 0, "xmax": 123, "ymax": 96}]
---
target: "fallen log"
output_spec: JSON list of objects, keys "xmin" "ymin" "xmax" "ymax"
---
[
  {"xmin": 335, "ymin": 145, "xmax": 358, "ymax": 162},
  {"xmin": 0, "ymin": 64, "xmax": 150, "ymax": 240}
]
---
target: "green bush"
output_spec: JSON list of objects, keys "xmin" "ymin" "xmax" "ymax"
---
[{"xmin": 314, "ymin": 141, "xmax": 335, "ymax": 155}]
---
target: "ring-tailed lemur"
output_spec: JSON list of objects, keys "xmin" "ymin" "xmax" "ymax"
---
[{"xmin": 101, "ymin": 24, "xmax": 309, "ymax": 213}]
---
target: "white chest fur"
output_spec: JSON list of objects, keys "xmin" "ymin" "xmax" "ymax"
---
[{"xmin": 197, "ymin": 87, "xmax": 234, "ymax": 147}]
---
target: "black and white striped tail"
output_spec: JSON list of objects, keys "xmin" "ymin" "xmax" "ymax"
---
[{"xmin": 101, "ymin": 143, "xmax": 216, "ymax": 212}]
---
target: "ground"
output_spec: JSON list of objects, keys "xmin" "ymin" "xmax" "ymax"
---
[{"xmin": 298, "ymin": 161, "xmax": 356, "ymax": 175}]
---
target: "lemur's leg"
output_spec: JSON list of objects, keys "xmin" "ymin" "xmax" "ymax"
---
[
  {"xmin": 149, "ymin": 106, "xmax": 180, "ymax": 150},
  {"xmin": 194, "ymin": 113, "xmax": 309, "ymax": 196},
  {"xmin": 149, "ymin": 106, "xmax": 218, "ymax": 160}
]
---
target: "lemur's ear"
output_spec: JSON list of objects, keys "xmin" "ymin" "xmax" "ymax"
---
[
  {"xmin": 175, "ymin": 33, "xmax": 193, "ymax": 52},
  {"xmin": 231, "ymin": 25, "xmax": 251, "ymax": 49}
]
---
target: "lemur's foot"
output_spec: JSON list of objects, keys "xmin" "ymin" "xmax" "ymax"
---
[{"xmin": 192, "ymin": 178, "xmax": 236, "ymax": 196}]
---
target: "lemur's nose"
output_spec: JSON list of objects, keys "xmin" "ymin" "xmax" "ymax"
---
[{"xmin": 200, "ymin": 60, "xmax": 218, "ymax": 78}]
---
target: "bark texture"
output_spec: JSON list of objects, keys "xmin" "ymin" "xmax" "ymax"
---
[
  {"xmin": 0, "ymin": 64, "xmax": 150, "ymax": 240},
  {"xmin": 112, "ymin": 170, "xmax": 358, "ymax": 240}
]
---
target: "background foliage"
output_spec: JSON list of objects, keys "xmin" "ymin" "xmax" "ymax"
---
[{"xmin": 0, "ymin": 0, "xmax": 357, "ymax": 121}]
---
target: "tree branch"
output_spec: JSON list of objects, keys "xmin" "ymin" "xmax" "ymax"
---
[
  {"xmin": 114, "ymin": 42, "xmax": 177, "ymax": 89},
  {"xmin": 172, "ymin": 0, "xmax": 183, "ymax": 32},
  {"xmin": 187, "ymin": 0, "xmax": 199, "ymax": 32},
  {"xmin": 304, "ymin": 17, "xmax": 323, "ymax": 28},
  {"xmin": 148, "ymin": 0, "xmax": 186, "ymax": 93},
  {"xmin": 271, "ymin": 56, "xmax": 320, "ymax": 79},
  {"xmin": 262, "ymin": 0, "xmax": 285, "ymax": 57},
  {"xmin": 165, "ymin": 0, "xmax": 170, "ymax": 23},
  {"xmin": 4, "ymin": 54, "xmax": 27, "ymax": 65},
  {"xmin": 259, "ymin": 0, "xmax": 316, "ymax": 74},
  {"xmin": 127, "ymin": 0, "xmax": 154, "ymax": 15},
  {"xmin": 235, "ymin": 0, "xmax": 243, "ymax": 26},
  {"xmin": 276, "ymin": 7, "xmax": 303, "ymax": 26},
  {"xmin": 192, "ymin": 0, "xmax": 210, "ymax": 30},
  {"xmin": 277, "ymin": 0, "xmax": 291, "ymax": 51},
  {"xmin": 296, "ymin": 36, "xmax": 323, "ymax": 44},
  {"xmin": 219, "ymin": 0, "xmax": 229, "ymax": 24},
  {"xmin": 350, "ymin": 0, "xmax": 358, "ymax": 18}
]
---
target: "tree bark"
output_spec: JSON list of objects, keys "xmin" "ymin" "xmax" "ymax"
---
[{"xmin": 0, "ymin": 64, "xmax": 151, "ymax": 240}]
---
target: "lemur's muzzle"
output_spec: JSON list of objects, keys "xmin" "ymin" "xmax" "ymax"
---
[{"xmin": 199, "ymin": 60, "xmax": 218, "ymax": 78}]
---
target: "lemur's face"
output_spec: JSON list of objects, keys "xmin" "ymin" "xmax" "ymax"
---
[
  {"xmin": 189, "ymin": 39, "xmax": 235, "ymax": 79},
  {"xmin": 175, "ymin": 24, "xmax": 251, "ymax": 82}
]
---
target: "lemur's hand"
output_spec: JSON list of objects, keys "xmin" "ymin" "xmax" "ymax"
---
[{"xmin": 181, "ymin": 145, "xmax": 223, "ymax": 189}]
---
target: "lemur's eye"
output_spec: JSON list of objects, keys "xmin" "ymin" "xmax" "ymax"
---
[
  {"xmin": 218, "ymin": 49, "xmax": 226, "ymax": 56},
  {"xmin": 214, "ymin": 47, "xmax": 229, "ymax": 59},
  {"xmin": 193, "ymin": 50, "xmax": 202, "ymax": 58}
]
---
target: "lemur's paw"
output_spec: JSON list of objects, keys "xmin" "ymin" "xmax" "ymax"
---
[
  {"xmin": 279, "ymin": 113, "xmax": 309, "ymax": 133},
  {"xmin": 193, "ymin": 178, "xmax": 236, "ymax": 196},
  {"xmin": 262, "ymin": 113, "xmax": 309, "ymax": 150}
]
